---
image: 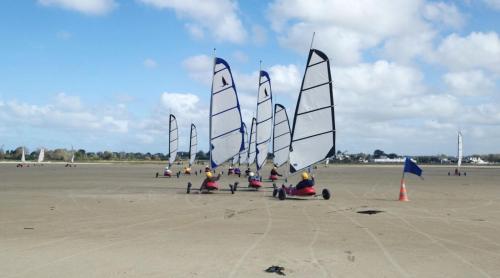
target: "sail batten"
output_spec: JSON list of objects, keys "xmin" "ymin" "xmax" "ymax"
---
[
  {"xmin": 256, "ymin": 70, "xmax": 273, "ymax": 171},
  {"xmin": 169, "ymin": 114, "xmax": 178, "ymax": 166},
  {"xmin": 209, "ymin": 57, "xmax": 244, "ymax": 169},
  {"xmin": 289, "ymin": 49, "xmax": 335, "ymax": 173},
  {"xmin": 272, "ymin": 104, "xmax": 291, "ymax": 167}
]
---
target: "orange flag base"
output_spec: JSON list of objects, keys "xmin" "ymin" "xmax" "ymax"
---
[{"xmin": 399, "ymin": 179, "xmax": 409, "ymax": 202}]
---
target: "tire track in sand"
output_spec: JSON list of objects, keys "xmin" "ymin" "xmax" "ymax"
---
[
  {"xmin": 228, "ymin": 192, "xmax": 273, "ymax": 278},
  {"xmin": 302, "ymin": 205, "xmax": 332, "ymax": 278}
]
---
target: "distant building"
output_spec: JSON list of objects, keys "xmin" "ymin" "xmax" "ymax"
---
[{"xmin": 373, "ymin": 156, "xmax": 405, "ymax": 163}]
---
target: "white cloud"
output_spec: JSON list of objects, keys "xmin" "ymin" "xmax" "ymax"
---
[
  {"xmin": 251, "ymin": 25, "xmax": 267, "ymax": 46},
  {"xmin": 182, "ymin": 54, "xmax": 213, "ymax": 85},
  {"xmin": 54, "ymin": 92, "xmax": 83, "ymax": 111},
  {"xmin": 232, "ymin": 50, "xmax": 248, "ymax": 63},
  {"xmin": 38, "ymin": 0, "xmax": 117, "ymax": 15},
  {"xmin": 0, "ymin": 96, "xmax": 128, "ymax": 133},
  {"xmin": 483, "ymin": 0, "xmax": 500, "ymax": 10},
  {"xmin": 267, "ymin": 0, "xmax": 436, "ymax": 65},
  {"xmin": 435, "ymin": 32, "xmax": 500, "ymax": 73},
  {"xmin": 423, "ymin": 2, "xmax": 465, "ymax": 29},
  {"xmin": 143, "ymin": 58, "xmax": 158, "ymax": 69},
  {"xmin": 443, "ymin": 70, "xmax": 496, "ymax": 96},
  {"xmin": 139, "ymin": 0, "xmax": 247, "ymax": 43},
  {"xmin": 184, "ymin": 23, "xmax": 204, "ymax": 40}
]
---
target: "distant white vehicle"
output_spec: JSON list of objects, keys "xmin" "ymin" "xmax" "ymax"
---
[{"xmin": 470, "ymin": 157, "xmax": 489, "ymax": 165}]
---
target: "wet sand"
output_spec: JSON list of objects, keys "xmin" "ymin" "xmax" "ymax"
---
[{"xmin": 1, "ymin": 163, "xmax": 499, "ymax": 277}]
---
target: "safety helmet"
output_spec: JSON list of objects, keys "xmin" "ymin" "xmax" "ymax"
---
[
  {"xmin": 206, "ymin": 171, "xmax": 213, "ymax": 178},
  {"xmin": 273, "ymin": 166, "xmax": 277, "ymax": 170},
  {"xmin": 249, "ymin": 172, "xmax": 255, "ymax": 177},
  {"xmin": 301, "ymin": 172, "xmax": 309, "ymax": 180}
]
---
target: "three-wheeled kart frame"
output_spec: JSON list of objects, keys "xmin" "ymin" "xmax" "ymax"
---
[
  {"xmin": 272, "ymin": 184, "xmax": 331, "ymax": 201},
  {"xmin": 186, "ymin": 181, "xmax": 235, "ymax": 194}
]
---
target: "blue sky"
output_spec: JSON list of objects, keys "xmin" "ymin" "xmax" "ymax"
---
[{"xmin": 1, "ymin": 0, "xmax": 499, "ymax": 156}]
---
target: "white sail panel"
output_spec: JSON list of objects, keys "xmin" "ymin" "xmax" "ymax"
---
[
  {"xmin": 457, "ymin": 131, "xmax": 463, "ymax": 168},
  {"xmin": 273, "ymin": 104, "xmax": 291, "ymax": 167},
  {"xmin": 289, "ymin": 49, "xmax": 335, "ymax": 173},
  {"xmin": 210, "ymin": 57, "xmax": 244, "ymax": 168},
  {"xmin": 238, "ymin": 122, "xmax": 248, "ymax": 165},
  {"xmin": 169, "ymin": 114, "xmax": 178, "ymax": 165},
  {"xmin": 38, "ymin": 148, "xmax": 45, "ymax": 163},
  {"xmin": 247, "ymin": 117, "xmax": 257, "ymax": 166},
  {"xmin": 21, "ymin": 148, "xmax": 26, "ymax": 163},
  {"xmin": 256, "ymin": 71, "xmax": 273, "ymax": 171},
  {"xmin": 189, "ymin": 124, "xmax": 197, "ymax": 166}
]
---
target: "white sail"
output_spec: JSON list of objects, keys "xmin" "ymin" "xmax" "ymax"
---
[
  {"xmin": 38, "ymin": 148, "xmax": 45, "ymax": 163},
  {"xmin": 247, "ymin": 117, "xmax": 257, "ymax": 166},
  {"xmin": 289, "ymin": 49, "xmax": 336, "ymax": 173},
  {"xmin": 168, "ymin": 114, "xmax": 178, "ymax": 166},
  {"xmin": 21, "ymin": 147, "xmax": 26, "ymax": 163},
  {"xmin": 256, "ymin": 70, "xmax": 273, "ymax": 172},
  {"xmin": 71, "ymin": 153, "xmax": 75, "ymax": 164},
  {"xmin": 238, "ymin": 122, "xmax": 248, "ymax": 165},
  {"xmin": 210, "ymin": 57, "xmax": 244, "ymax": 168},
  {"xmin": 273, "ymin": 103, "xmax": 291, "ymax": 167},
  {"xmin": 232, "ymin": 154, "xmax": 239, "ymax": 165},
  {"xmin": 189, "ymin": 124, "xmax": 197, "ymax": 166},
  {"xmin": 457, "ymin": 131, "xmax": 463, "ymax": 168}
]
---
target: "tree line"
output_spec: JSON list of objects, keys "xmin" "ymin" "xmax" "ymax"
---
[{"xmin": 1, "ymin": 147, "xmax": 499, "ymax": 163}]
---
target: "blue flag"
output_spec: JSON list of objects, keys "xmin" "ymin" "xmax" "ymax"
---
[{"xmin": 404, "ymin": 157, "xmax": 422, "ymax": 177}]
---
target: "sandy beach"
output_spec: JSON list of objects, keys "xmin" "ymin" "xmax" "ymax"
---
[{"xmin": 1, "ymin": 163, "xmax": 499, "ymax": 277}]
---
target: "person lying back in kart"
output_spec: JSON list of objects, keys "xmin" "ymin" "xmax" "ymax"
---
[
  {"xmin": 295, "ymin": 172, "xmax": 314, "ymax": 190},
  {"xmin": 200, "ymin": 171, "xmax": 221, "ymax": 190},
  {"xmin": 270, "ymin": 166, "xmax": 282, "ymax": 177}
]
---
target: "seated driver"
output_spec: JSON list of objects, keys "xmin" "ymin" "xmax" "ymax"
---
[
  {"xmin": 295, "ymin": 172, "xmax": 314, "ymax": 190},
  {"xmin": 184, "ymin": 166, "xmax": 191, "ymax": 174},
  {"xmin": 248, "ymin": 172, "xmax": 259, "ymax": 182},
  {"xmin": 164, "ymin": 166, "xmax": 172, "ymax": 174},
  {"xmin": 200, "ymin": 171, "xmax": 221, "ymax": 190},
  {"xmin": 270, "ymin": 166, "xmax": 282, "ymax": 177}
]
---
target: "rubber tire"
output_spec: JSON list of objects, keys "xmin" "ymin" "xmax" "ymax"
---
[
  {"xmin": 187, "ymin": 182, "xmax": 192, "ymax": 194},
  {"xmin": 272, "ymin": 188, "xmax": 278, "ymax": 197},
  {"xmin": 278, "ymin": 189, "xmax": 286, "ymax": 201},
  {"xmin": 322, "ymin": 189, "xmax": 331, "ymax": 200}
]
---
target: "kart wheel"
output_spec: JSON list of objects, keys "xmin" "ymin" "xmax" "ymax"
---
[
  {"xmin": 156, "ymin": 172, "xmax": 159, "ymax": 178},
  {"xmin": 322, "ymin": 189, "xmax": 331, "ymax": 200},
  {"xmin": 272, "ymin": 188, "xmax": 278, "ymax": 197},
  {"xmin": 187, "ymin": 182, "xmax": 192, "ymax": 194},
  {"xmin": 278, "ymin": 189, "xmax": 286, "ymax": 200}
]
